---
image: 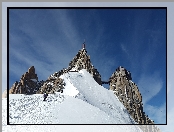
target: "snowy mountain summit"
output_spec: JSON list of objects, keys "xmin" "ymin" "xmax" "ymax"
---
[
  {"xmin": 9, "ymin": 69, "xmax": 138, "ymax": 125},
  {"xmin": 7, "ymin": 44, "xmax": 161, "ymax": 131}
]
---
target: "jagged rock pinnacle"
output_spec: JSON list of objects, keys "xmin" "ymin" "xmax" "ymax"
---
[
  {"xmin": 109, "ymin": 66, "xmax": 154, "ymax": 124},
  {"xmin": 9, "ymin": 66, "xmax": 44, "ymax": 94},
  {"xmin": 67, "ymin": 46, "xmax": 102, "ymax": 85}
]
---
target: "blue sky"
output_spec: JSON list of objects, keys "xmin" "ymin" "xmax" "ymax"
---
[{"xmin": 8, "ymin": 8, "xmax": 166, "ymax": 124}]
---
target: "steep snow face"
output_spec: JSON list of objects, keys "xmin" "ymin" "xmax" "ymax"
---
[
  {"xmin": 7, "ymin": 69, "xmax": 142, "ymax": 131},
  {"xmin": 60, "ymin": 69, "xmax": 136, "ymax": 124},
  {"xmin": 59, "ymin": 73, "xmax": 79, "ymax": 97}
]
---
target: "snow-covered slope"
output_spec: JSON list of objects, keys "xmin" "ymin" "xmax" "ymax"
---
[
  {"xmin": 3, "ymin": 98, "xmax": 142, "ymax": 132},
  {"xmin": 2, "ymin": 99, "xmax": 143, "ymax": 132},
  {"xmin": 4, "ymin": 69, "xmax": 143, "ymax": 131},
  {"xmin": 60, "ymin": 69, "xmax": 136, "ymax": 124}
]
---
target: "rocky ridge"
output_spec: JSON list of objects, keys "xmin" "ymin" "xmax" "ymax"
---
[
  {"xmin": 36, "ymin": 47, "xmax": 101, "ymax": 94},
  {"xmin": 36, "ymin": 77, "xmax": 65, "ymax": 94},
  {"xmin": 9, "ymin": 66, "xmax": 44, "ymax": 94},
  {"xmin": 8, "ymin": 44, "xmax": 162, "ymax": 131},
  {"xmin": 68, "ymin": 47, "xmax": 102, "ymax": 85},
  {"xmin": 109, "ymin": 66, "xmax": 154, "ymax": 124}
]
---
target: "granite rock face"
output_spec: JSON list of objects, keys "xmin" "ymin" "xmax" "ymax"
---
[
  {"xmin": 9, "ymin": 66, "xmax": 44, "ymax": 94},
  {"xmin": 68, "ymin": 48, "xmax": 102, "ymax": 85},
  {"xmin": 109, "ymin": 66, "xmax": 154, "ymax": 124},
  {"xmin": 36, "ymin": 77, "xmax": 65, "ymax": 94}
]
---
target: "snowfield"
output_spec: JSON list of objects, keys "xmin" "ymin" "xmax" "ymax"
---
[{"xmin": 3, "ymin": 69, "xmax": 143, "ymax": 131}]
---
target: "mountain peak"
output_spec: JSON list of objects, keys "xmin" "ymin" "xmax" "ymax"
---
[
  {"xmin": 109, "ymin": 66, "xmax": 154, "ymax": 124},
  {"xmin": 67, "ymin": 45, "xmax": 102, "ymax": 85},
  {"xmin": 36, "ymin": 44, "xmax": 102, "ymax": 94},
  {"xmin": 9, "ymin": 66, "xmax": 44, "ymax": 94},
  {"xmin": 28, "ymin": 66, "xmax": 35, "ymax": 74},
  {"xmin": 8, "ymin": 45, "xmax": 158, "ymax": 128},
  {"xmin": 110, "ymin": 66, "xmax": 132, "ymax": 81}
]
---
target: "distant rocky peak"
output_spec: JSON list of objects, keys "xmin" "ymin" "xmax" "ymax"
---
[
  {"xmin": 76, "ymin": 48, "xmax": 89, "ymax": 61},
  {"xmin": 71, "ymin": 46, "xmax": 91, "ymax": 68},
  {"xmin": 40, "ymin": 44, "xmax": 102, "ymax": 94},
  {"xmin": 109, "ymin": 66, "xmax": 154, "ymax": 124},
  {"xmin": 67, "ymin": 45, "xmax": 102, "ymax": 85},
  {"xmin": 21, "ymin": 66, "xmax": 38, "ymax": 81},
  {"xmin": 110, "ymin": 66, "xmax": 132, "ymax": 81},
  {"xmin": 9, "ymin": 66, "xmax": 44, "ymax": 94},
  {"xmin": 28, "ymin": 66, "xmax": 35, "ymax": 74}
]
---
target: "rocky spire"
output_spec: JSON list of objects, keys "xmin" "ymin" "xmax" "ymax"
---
[
  {"xmin": 109, "ymin": 66, "xmax": 154, "ymax": 124},
  {"xmin": 67, "ymin": 44, "xmax": 102, "ymax": 85},
  {"xmin": 9, "ymin": 66, "xmax": 44, "ymax": 94}
]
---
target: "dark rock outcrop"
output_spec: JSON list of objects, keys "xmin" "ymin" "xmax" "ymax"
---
[
  {"xmin": 36, "ymin": 77, "xmax": 65, "ymax": 94},
  {"xmin": 9, "ymin": 66, "xmax": 44, "ymax": 94},
  {"xmin": 109, "ymin": 66, "xmax": 154, "ymax": 124},
  {"xmin": 68, "ymin": 48, "xmax": 102, "ymax": 85}
]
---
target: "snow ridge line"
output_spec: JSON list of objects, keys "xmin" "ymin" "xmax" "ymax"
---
[
  {"xmin": 63, "ymin": 70, "xmax": 135, "ymax": 124},
  {"xmin": 64, "ymin": 72, "xmax": 116, "ymax": 119}
]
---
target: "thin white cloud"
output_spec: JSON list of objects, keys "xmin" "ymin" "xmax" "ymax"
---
[
  {"xmin": 8, "ymin": 8, "xmax": 107, "ymax": 90},
  {"xmin": 120, "ymin": 43, "xmax": 137, "ymax": 70},
  {"xmin": 49, "ymin": 10, "xmax": 82, "ymax": 48},
  {"xmin": 10, "ymin": 48, "xmax": 61, "ymax": 81},
  {"xmin": 137, "ymin": 72, "xmax": 163, "ymax": 105},
  {"xmin": 121, "ymin": 43, "xmax": 129, "ymax": 57},
  {"xmin": 8, "ymin": 9, "xmax": 84, "ymax": 83}
]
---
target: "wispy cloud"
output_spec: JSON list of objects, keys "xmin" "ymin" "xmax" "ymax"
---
[
  {"xmin": 121, "ymin": 43, "xmax": 130, "ymax": 57},
  {"xmin": 137, "ymin": 72, "xmax": 163, "ymax": 105},
  {"xmin": 8, "ymin": 9, "xmax": 108, "ymax": 90},
  {"xmin": 50, "ymin": 10, "xmax": 81, "ymax": 47},
  {"xmin": 9, "ymin": 48, "xmax": 55, "ymax": 84}
]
